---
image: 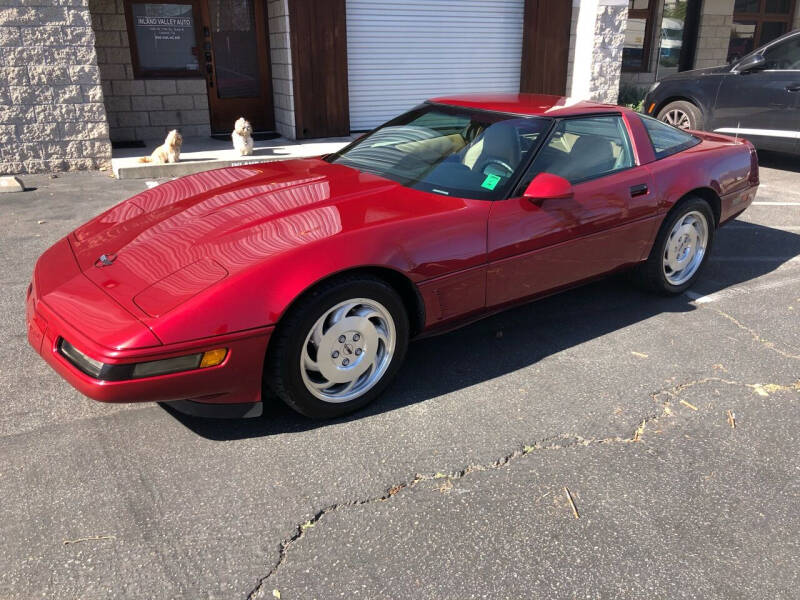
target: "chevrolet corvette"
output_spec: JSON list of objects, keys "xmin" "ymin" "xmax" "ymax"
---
[{"xmin": 26, "ymin": 94, "xmax": 759, "ymax": 419}]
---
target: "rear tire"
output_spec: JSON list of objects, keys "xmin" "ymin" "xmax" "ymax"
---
[
  {"xmin": 657, "ymin": 100, "xmax": 703, "ymax": 130},
  {"xmin": 633, "ymin": 197, "xmax": 715, "ymax": 295},
  {"xmin": 266, "ymin": 276, "xmax": 409, "ymax": 419}
]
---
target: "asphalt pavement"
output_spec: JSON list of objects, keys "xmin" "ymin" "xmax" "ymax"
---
[{"xmin": 0, "ymin": 156, "xmax": 798, "ymax": 599}]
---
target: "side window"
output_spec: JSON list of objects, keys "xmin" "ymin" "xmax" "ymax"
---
[
  {"xmin": 521, "ymin": 115, "xmax": 635, "ymax": 186},
  {"xmin": 640, "ymin": 114, "xmax": 700, "ymax": 159},
  {"xmin": 762, "ymin": 37, "xmax": 800, "ymax": 70}
]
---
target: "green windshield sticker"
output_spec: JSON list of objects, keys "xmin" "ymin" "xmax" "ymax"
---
[{"xmin": 481, "ymin": 173, "xmax": 501, "ymax": 190}]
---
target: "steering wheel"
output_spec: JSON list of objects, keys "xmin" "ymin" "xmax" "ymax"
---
[
  {"xmin": 464, "ymin": 123, "xmax": 483, "ymax": 142},
  {"xmin": 482, "ymin": 159, "xmax": 514, "ymax": 177}
]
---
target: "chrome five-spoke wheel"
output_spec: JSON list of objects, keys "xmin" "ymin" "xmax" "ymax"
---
[
  {"xmin": 268, "ymin": 276, "xmax": 409, "ymax": 418},
  {"xmin": 633, "ymin": 196, "xmax": 714, "ymax": 295},
  {"xmin": 300, "ymin": 298, "xmax": 396, "ymax": 403},
  {"xmin": 662, "ymin": 210, "xmax": 709, "ymax": 286}
]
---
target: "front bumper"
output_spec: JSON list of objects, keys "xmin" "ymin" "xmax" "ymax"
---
[{"xmin": 26, "ymin": 261, "xmax": 273, "ymax": 407}]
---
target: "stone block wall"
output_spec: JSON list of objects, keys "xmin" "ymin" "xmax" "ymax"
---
[
  {"xmin": 267, "ymin": 0, "xmax": 294, "ymax": 139},
  {"xmin": 694, "ymin": 0, "xmax": 734, "ymax": 69},
  {"xmin": 89, "ymin": 0, "xmax": 210, "ymax": 142},
  {"xmin": 567, "ymin": 0, "xmax": 627, "ymax": 104},
  {"xmin": 590, "ymin": 2, "xmax": 627, "ymax": 103},
  {"xmin": 0, "ymin": 0, "xmax": 112, "ymax": 175}
]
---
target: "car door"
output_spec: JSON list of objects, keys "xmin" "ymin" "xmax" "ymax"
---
[
  {"xmin": 486, "ymin": 114, "xmax": 658, "ymax": 307},
  {"xmin": 712, "ymin": 35, "xmax": 800, "ymax": 153}
]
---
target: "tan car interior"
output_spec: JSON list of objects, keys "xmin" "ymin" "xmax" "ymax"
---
[{"xmin": 383, "ymin": 116, "xmax": 631, "ymax": 188}]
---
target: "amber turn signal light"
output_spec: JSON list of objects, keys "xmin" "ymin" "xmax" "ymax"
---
[{"xmin": 200, "ymin": 348, "xmax": 227, "ymax": 368}]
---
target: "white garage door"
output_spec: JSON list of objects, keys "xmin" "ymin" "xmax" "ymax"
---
[{"xmin": 346, "ymin": 0, "xmax": 525, "ymax": 131}]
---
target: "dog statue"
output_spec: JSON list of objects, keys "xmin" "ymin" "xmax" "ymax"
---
[
  {"xmin": 138, "ymin": 130, "xmax": 182, "ymax": 164},
  {"xmin": 232, "ymin": 117, "xmax": 254, "ymax": 156}
]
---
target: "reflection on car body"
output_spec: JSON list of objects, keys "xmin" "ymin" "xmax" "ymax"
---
[{"xmin": 27, "ymin": 94, "xmax": 759, "ymax": 419}]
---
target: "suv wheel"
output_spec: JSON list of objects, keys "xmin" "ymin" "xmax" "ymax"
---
[{"xmin": 657, "ymin": 100, "xmax": 703, "ymax": 130}]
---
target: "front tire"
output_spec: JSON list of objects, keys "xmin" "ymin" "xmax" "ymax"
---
[
  {"xmin": 633, "ymin": 197, "xmax": 715, "ymax": 295},
  {"xmin": 266, "ymin": 276, "xmax": 409, "ymax": 419},
  {"xmin": 657, "ymin": 100, "xmax": 703, "ymax": 130}
]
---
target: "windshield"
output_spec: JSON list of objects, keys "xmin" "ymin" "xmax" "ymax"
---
[{"xmin": 325, "ymin": 104, "xmax": 552, "ymax": 200}]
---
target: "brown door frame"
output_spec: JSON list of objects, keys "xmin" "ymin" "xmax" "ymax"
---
[
  {"xmin": 520, "ymin": 0, "xmax": 571, "ymax": 95},
  {"xmin": 198, "ymin": 0, "xmax": 275, "ymax": 133},
  {"xmin": 288, "ymin": 0, "xmax": 349, "ymax": 139}
]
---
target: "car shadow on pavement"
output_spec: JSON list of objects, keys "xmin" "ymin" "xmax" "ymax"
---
[
  {"xmin": 757, "ymin": 150, "xmax": 800, "ymax": 173},
  {"xmin": 165, "ymin": 221, "xmax": 800, "ymax": 440}
]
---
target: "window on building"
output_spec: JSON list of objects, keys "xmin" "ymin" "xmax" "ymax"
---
[
  {"xmin": 124, "ymin": 0, "xmax": 203, "ymax": 78},
  {"xmin": 728, "ymin": 0, "xmax": 795, "ymax": 62},
  {"xmin": 656, "ymin": 0, "xmax": 694, "ymax": 79},
  {"xmin": 640, "ymin": 114, "xmax": 700, "ymax": 159},
  {"xmin": 623, "ymin": 0, "xmax": 658, "ymax": 71}
]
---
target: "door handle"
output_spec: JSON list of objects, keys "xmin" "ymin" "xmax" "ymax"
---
[
  {"xmin": 630, "ymin": 184, "xmax": 648, "ymax": 197},
  {"xmin": 786, "ymin": 84, "xmax": 800, "ymax": 92}
]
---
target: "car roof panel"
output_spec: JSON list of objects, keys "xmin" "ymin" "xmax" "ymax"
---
[{"xmin": 428, "ymin": 93, "xmax": 626, "ymax": 118}]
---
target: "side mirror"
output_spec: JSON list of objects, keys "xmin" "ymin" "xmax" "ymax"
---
[
  {"xmin": 734, "ymin": 54, "xmax": 765, "ymax": 73},
  {"xmin": 522, "ymin": 172, "xmax": 574, "ymax": 202}
]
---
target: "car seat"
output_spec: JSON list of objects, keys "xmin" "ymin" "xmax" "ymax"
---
[
  {"xmin": 471, "ymin": 123, "xmax": 521, "ymax": 176},
  {"xmin": 563, "ymin": 135, "xmax": 616, "ymax": 182}
]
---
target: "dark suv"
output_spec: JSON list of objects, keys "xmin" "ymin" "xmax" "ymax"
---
[{"xmin": 644, "ymin": 29, "xmax": 800, "ymax": 154}]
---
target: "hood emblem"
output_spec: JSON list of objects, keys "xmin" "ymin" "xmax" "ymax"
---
[{"xmin": 95, "ymin": 253, "xmax": 117, "ymax": 267}]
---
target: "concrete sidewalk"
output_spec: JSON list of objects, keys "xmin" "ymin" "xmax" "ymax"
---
[{"xmin": 111, "ymin": 135, "xmax": 355, "ymax": 179}]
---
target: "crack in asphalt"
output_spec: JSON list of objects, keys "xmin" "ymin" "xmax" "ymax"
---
[
  {"xmin": 245, "ymin": 375, "xmax": 798, "ymax": 599},
  {"xmin": 712, "ymin": 308, "xmax": 800, "ymax": 360}
]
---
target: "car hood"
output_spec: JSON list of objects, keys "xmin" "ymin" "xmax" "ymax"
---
[
  {"xmin": 70, "ymin": 159, "xmax": 404, "ymax": 317},
  {"xmin": 658, "ymin": 64, "xmax": 730, "ymax": 82}
]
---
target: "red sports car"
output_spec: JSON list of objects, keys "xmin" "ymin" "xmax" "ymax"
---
[{"xmin": 26, "ymin": 94, "xmax": 759, "ymax": 419}]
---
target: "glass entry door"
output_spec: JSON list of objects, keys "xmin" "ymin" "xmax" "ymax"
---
[{"xmin": 200, "ymin": 0, "xmax": 274, "ymax": 133}]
